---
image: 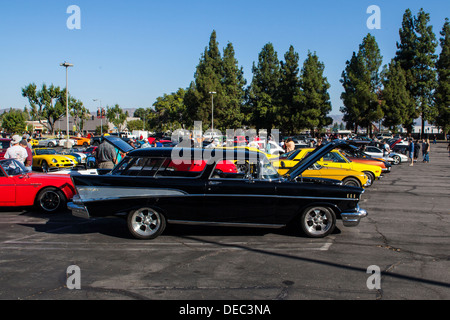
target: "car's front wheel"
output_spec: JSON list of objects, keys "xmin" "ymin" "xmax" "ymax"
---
[
  {"xmin": 127, "ymin": 207, "xmax": 166, "ymax": 240},
  {"xmin": 363, "ymin": 171, "xmax": 375, "ymax": 186},
  {"xmin": 35, "ymin": 187, "xmax": 67, "ymax": 213},
  {"xmin": 392, "ymin": 155, "xmax": 401, "ymax": 165},
  {"xmin": 299, "ymin": 206, "xmax": 336, "ymax": 238}
]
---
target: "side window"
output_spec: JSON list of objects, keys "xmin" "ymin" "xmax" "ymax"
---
[
  {"xmin": 155, "ymin": 159, "xmax": 205, "ymax": 178},
  {"xmin": 210, "ymin": 161, "xmax": 240, "ymax": 179}
]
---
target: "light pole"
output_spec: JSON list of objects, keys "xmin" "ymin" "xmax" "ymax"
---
[
  {"xmin": 209, "ymin": 91, "xmax": 216, "ymax": 133},
  {"xmin": 93, "ymin": 99, "xmax": 103, "ymax": 136},
  {"xmin": 60, "ymin": 62, "xmax": 74, "ymax": 148}
]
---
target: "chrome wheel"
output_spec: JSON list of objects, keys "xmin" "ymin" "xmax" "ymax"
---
[
  {"xmin": 128, "ymin": 208, "xmax": 166, "ymax": 240},
  {"xmin": 301, "ymin": 206, "xmax": 335, "ymax": 238}
]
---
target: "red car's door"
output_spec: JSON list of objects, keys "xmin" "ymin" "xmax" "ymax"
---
[{"xmin": 0, "ymin": 174, "xmax": 16, "ymax": 205}]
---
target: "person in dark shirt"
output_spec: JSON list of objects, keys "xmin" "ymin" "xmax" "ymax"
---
[{"xmin": 96, "ymin": 135, "xmax": 117, "ymax": 169}]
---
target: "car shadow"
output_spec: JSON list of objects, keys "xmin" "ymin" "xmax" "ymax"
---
[{"xmin": 12, "ymin": 209, "xmax": 342, "ymax": 240}]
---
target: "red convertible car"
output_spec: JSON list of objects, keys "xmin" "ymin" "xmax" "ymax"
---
[{"xmin": 0, "ymin": 158, "xmax": 76, "ymax": 213}]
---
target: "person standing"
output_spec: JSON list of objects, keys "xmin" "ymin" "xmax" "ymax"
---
[
  {"xmin": 96, "ymin": 135, "xmax": 117, "ymax": 169},
  {"xmin": 285, "ymin": 138, "xmax": 295, "ymax": 153},
  {"xmin": 423, "ymin": 138, "xmax": 431, "ymax": 163},
  {"xmin": 4, "ymin": 135, "xmax": 28, "ymax": 165},
  {"xmin": 19, "ymin": 139, "xmax": 33, "ymax": 172},
  {"xmin": 413, "ymin": 139, "xmax": 421, "ymax": 163},
  {"xmin": 408, "ymin": 139, "xmax": 415, "ymax": 167}
]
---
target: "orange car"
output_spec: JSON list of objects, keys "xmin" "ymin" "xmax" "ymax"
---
[{"xmin": 70, "ymin": 137, "xmax": 91, "ymax": 147}]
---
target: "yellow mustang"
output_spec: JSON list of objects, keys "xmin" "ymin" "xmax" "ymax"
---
[
  {"xmin": 272, "ymin": 148, "xmax": 382, "ymax": 186},
  {"xmin": 32, "ymin": 148, "xmax": 78, "ymax": 172}
]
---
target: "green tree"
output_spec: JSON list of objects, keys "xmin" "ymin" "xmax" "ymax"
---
[
  {"xmin": 106, "ymin": 104, "xmax": 128, "ymax": 133},
  {"xmin": 1, "ymin": 109, "xmax": 27, "ymax": 133},
  {"xmin": 127, "ymin": 120, "xmax": 145, "ymax": 132},
  {"xmin": 381, "ymin": 60, "xmax": 416, "ymax": 133},
  {"xmin": 278, "ymin": 45, "xmax": 302, "ymax": 135},
  {"xmin": 219, "ymin": 42, "xmax": 246, "ymax": 130},
  {"xmin": 22, "ymin": 83, "xmax": 66, "ymax": 134},
  {"xmin": 396, "ymin": 9, "xmax": 438, "ymax": 137},
  {"xmin": 247, "ymin": 42, "xmax": 281, "ymax": 131},
  {"xmin": 299, "ymin": 51, "xmax": 332, "ymax": 135},
  {"xmin": 340, "ymin": 35, "xmax": 383, "ymax": 135},
  {"xmin": 151, "ymin": 88, "xmax": 188, "ymax": 132},
  {"xmin": 340, "ymin": 53, "xmax": 368, "ymax": 133},
  {"xmin": 434, "ymin": 18, "xmax": 450, "ymax": 135},
  {"xmin": 185, "ymin": 30, "xmax": 223, "ymax": 131}
]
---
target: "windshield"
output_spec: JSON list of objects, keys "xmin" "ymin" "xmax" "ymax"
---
[
  {"xmin": 279, "ymin": 149, "xmax": 300, "ymax": 160},
  {"xmin": 35, "ymin": 149, "xmax": 57, "ymax": 156},
  {"xmin": 0, "ymin": 159, "xmax": 26, "ymax": 176},
  {"xmin": 260, "ymin": 157, "xmax": 280, "ymax": 180}
]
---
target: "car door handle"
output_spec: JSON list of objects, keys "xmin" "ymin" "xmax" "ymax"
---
[{"xmin": 209, "ymin": 181, "xmax": 222, "ymax": 186}]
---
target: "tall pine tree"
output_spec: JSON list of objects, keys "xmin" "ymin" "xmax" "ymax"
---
[
  {"xmin": 278, "ymin": 45, "xmax": 302, "ymax": 135},
  {"xmin": 220, "ymin": 42, "xmax": 246, "ymax": 130},
  {"xmin": 340, "ymin": 34, "xmax": 383, "ymax": 135},
  {"xmin": 381, "ymin": 60, "xmax": 416, "ymax": 132},
  {"xmin": 185, "ymin": 30, "xmax": 223, "ymax": 131},
  {"xmin": 247, "ymin": 43, "xmax": 281, "ymax": 131},
  {"xmin": 395, "ymin": 9, "xmax": 438, "ymax": 137},
  {"xmin": 434, "ymin": 18, "xmax": 450, "ymax": 135},
  {"xmin": 299, "ymin": 51, "xmax": 332, "ymax": 135}
]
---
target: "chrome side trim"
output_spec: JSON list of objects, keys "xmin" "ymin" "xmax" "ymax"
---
[{"xmin": 167, "ymin": 219, "xmax": 285, "ymax": 229}]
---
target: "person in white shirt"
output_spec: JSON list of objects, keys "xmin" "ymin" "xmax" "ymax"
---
[{"xmin": 4, "ymin": 135, "xmax": 28, "ymax": 165}]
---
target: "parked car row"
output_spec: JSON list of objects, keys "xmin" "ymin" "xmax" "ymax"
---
[{"xmin": 4, "ymin": 135, "xmax": 412, "ymax": 242}]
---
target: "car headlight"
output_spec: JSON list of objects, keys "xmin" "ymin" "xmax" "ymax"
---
[{"xmin": 52, "ymin": 158, "xmax": 58, "ymax": 164}]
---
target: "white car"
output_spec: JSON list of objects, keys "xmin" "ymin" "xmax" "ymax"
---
[
  {"xmin": 265, "ymin": 141, "xmax": 285, "ymax": 155},
  {"xmin": 33, "ymin": 137, "xmax": 59, "ymax": 148},
  {"xmin": 364, "ymin": 146, "xmax": 408, "ymax": 165}
]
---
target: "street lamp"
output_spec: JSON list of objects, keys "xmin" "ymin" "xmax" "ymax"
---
[
  {"xmin": 209, "ymin": 91, "xmax": 216, "ymax": 133},
  {"xmin": 60, "ymin": 61, "xmax": 74, "ymax": 148},
  {"xmin": 93, "ymin": 99, "xmax": 103, "ymax": 136}
]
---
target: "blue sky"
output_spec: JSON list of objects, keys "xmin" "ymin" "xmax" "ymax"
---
[{"xmin": 0, "ymin": 0, "xmax": 448, "ymax": 116}]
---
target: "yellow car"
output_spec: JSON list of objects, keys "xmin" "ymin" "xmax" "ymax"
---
[
  {"xmin": 273, "ymin": 156, "xmax": 370, "ymax": 188},
  {"xmin": 32, "ymin": 148, "xmax": 78, "ymax": 172},
  {"xmin": 273, "ymin": 148, "xmax": 382, "ymax": 186}
]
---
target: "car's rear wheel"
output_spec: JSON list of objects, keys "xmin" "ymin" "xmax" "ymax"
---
[
  {"xmin": 299, "ymin": 206, "xmax": 336, "ymax": 238},
  {"xmin": 35, "ymin": 187, "xmax": 66, "ymax": 213},
  {"xmin": 127, "ymin": 207, "xmax": 166, "ymax": 240},
  {"xmin": 342, "ymin": 177, "xmax": 361, "ymax": 188}
]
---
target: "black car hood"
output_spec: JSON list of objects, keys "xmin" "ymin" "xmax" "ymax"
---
[
  {"xmin": 104, "ymin": 136, "xmax": 134, "ymax": 154},
  {"xmin": 285, "ymin": 140, "xmax": 348, "ymax": 180}
]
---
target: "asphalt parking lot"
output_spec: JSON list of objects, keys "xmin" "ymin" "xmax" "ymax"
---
[{"xmin": 0, "ymin": 143, "xmax": 449, "ymax": 301}]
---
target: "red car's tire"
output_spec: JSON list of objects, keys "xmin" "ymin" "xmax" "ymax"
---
[{"xmin": 35, "ymin": 187, "xmax": 67, "ymax": 213}]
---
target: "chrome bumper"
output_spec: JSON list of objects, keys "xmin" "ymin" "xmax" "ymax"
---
[
  {"xmin": 341, "ymin": 206, "xmax": 368, "ymax": 227},
  {"xmin": 68, "ymin": 195, "xmax": 90, "ymax": 219}
]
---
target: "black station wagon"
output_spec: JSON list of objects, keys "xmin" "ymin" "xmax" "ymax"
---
[{"xmin": 68, "ymin": 136, "xmax": 368, "ymax": 240}]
